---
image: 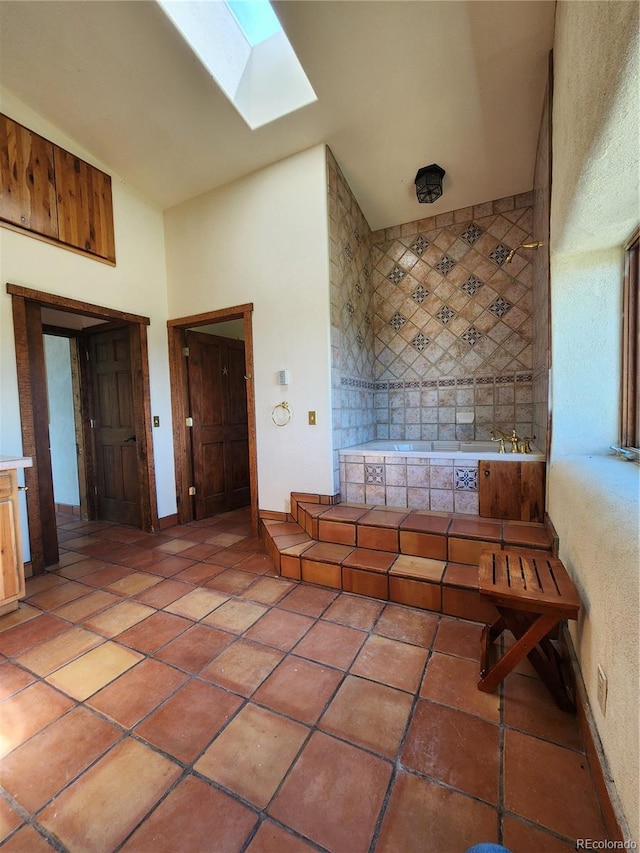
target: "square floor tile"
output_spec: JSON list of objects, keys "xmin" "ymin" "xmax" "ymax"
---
[
  {"xmin": 351, "ymin": 634, "xmax": 427, "ymax": 693},
  {"xmin": 278, "ymin": 585, "xmax": 338, "ymax": 617},
  {"xmin": 0, "ymin": 603, "xmax": 40, "ymax": 634},
  {"xmin": 504, "ymin": 729, "xmax": 606, "ymax": 840},
  {"xmin": 319, "ymin": 675, "xmax": 413, "ymax": 759},
  {"xmin": 376, "ymin": 770, "xmax": 498, "ymax": 853},
  {"xmin": 203, "ymin": 599, "xmax": 268, "ymax": 634},
  {"xmin": 294, "ymin": 621, "xmax": 366, "ymax": 670},
  {"xmin": 502, "ymin": 815, "xmax": 577, "ymax": 852},
  {"xmin": 195, "ymin": 703, "xmax": 308, "ymax": 808},
  {"xmin": 433, "ymin": 615, "xmax": 483, "ymax": 660},
  {"xmin": 240, "ymin": 576, "xmax": 295, "ymax": 605},
  {"xmin": 80, "ymin": 565, "xmax": 132, "ymax": 588},
  {"xmin": 45, "ymin": 641, "xmax": 143, "ymax": 700},
  {"xmin": 116, "ymin": 611, "xmax": 191, "ymax": 653},
  {"xmin": 269, "ymin": 731, "xmax": 392, "ymax": 853},
  {"xmin": 154, "ymin": 624, "xmax": 235, "ymax": 673},
  {"xmin": 0, "ymin": 614, "xmax": 70, "ymax": 657},
  {"xmin": 200, "ymin": 639, "xmax": 284, "ymax": 697},
  {"xmin": 1, "ymin": 825, "xmax": 53, "ymax": 851},
  {"xmin": 104, "ymin": 571, "xmax": 162, "ymax": 596},
  {"xmin": 132, "ymin": 579, "xmax": 193, "ymax": 608},
  {"xmin": 244, "ymin": 608, "xmax": 314, "ymax": 651},
  {"xmin": 25, "ymin": 580, "xmax": 89, "ymax": 611},
  {"xmin": 164, "ymin": 587, "xmax": 228, "ymax": 620},
  {"xmin": 38, "ymin": 739, "xmax": 180, "ymax": 852},
  {"xmin": 0, "ymin": 660, "xmax": 34, "ymax": 700},
  {"xmin": 321, "ymin": 593, "xmax": 385, "ymax": 631},
  {"xmin": 120, "ymin": 775, "xmax": 257, "ymax": 852},
  {"xmin": 88, "ymin": 658, "xmax": 188, "ymax": 728},
  {"xmin": 503, "ymin": 672, "xmax": 583, "ymax": 750},
  {"xmin": 135, "ymin": 679, "xmax": 243, "ymax": 763},
  {"xmin": 84, "ymin": 601, "xmax": 155, "ymax": 637},
  {"xmin": 402, "ymin": 699, "xmax": 499, "ymax": 803},
  {"xmin": 15, "ymin": 626, "xmax": 102, "ymax": 676},
  {"xmin": 0, "ymin": 680, "xmax": 75, "ymax": 757},
  {"xmin": 0, "ymin": 705, "xmax": 121, "ymax": 812},
  {"xmin": 245, "ymin": 821, "xmax": 318, "ymax": 853},
  {"xmin": 0, "ymin": 797, "xmax": 22, "ymax": 843},
  {"xmin": 420, "ymin": 651, "xmax": 500, "ymax": 722},
  {"xmin": 204, "ymin": 568, "xmax": 257, "ymax": 595},
  {"xmin": 374, "ymin": 603, "xmax": 439, "ymax": 647},
  {"xmin": 234, "ymin": 553, "xmax": 275, "ymax": 574},
  {"xmin": 253, "ymin": 656, "xmax": 342, "ymax": 725},
  {"xmin": 54, "ymin": 590, "xmax": 120, "ymax": 622}
]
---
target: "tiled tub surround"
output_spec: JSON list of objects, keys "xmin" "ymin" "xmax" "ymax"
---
[
  {"xmin": 339, "ymin": 441, "xmax": 543, "ymax": 512},
  {"xmin": 327, "ymin": 149, "xmax": 542, "ymax": 491},
  {"xmin": 373, "ymin": 372, "xmax": 533, "ymax": 442}
]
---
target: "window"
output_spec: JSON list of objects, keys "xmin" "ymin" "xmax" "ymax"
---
[
  {"xmin": 621, "ymin": 226, "xmax": 639, "ymax": 448},
  {"xmin": 157, "ymin": 0, "xmax": 316, "ymax": 130}
]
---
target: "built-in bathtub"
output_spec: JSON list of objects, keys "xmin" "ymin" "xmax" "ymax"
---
[{"xmin": 338, "ymin": 439, "xmax": 544, "ymax": 513}]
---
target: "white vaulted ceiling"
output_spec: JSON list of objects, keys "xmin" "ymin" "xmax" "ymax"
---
[{"xmin": 0, "ymin": 0, "xmax": 555, "ymax": 229}]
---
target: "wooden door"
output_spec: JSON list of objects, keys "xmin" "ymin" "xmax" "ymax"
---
[
  {"xmin": 87, "ymin": 326, "xmax": 141, "ymax": 526},
  {"xmin": 479, "ymin": 461, "xmax": 545, "ymax": 523},
  {"xmin": 186, "ymin": 331, "xmax": 250, "ymax": 519},
  {"xmin": 0, "ymin": 114, "xmax": 58, "ymax": 238}
]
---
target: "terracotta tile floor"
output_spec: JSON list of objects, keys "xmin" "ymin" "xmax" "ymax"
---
[{"xmin": 0, "ymin": 508, "xmax": 609, "ymax": 852}]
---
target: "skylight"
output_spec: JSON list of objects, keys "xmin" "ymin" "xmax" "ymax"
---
[
  {"xmin": 226, "ymin": 0, "xmax": 281, "ymax": 47},
  {"xmin": 157, "ymin": 0, "xmax": 317, "ymax": 130}
]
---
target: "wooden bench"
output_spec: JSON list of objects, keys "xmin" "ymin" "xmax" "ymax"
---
[{"xmin": 477, "ymin": 550, "xmax": 581, "ymax": 711}]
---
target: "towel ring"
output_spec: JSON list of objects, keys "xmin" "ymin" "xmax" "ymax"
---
[{"xmin": 271, "ymin": 401, "xmax": 291, "ymax": 427}]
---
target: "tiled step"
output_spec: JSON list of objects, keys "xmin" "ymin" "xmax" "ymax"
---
[{"xmin": 261, "ymin": 495, "xmax": 557, "ymax": 623}]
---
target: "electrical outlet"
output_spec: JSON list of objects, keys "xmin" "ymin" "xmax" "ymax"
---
[{"xmin": 597, "ymin": 665, "xmax": 608, "ymax": 715}]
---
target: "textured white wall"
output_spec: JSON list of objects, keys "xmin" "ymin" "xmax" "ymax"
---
[
  {"xmin": 163, "ymin": 145, "xmax": 333, "ymax": 512},
  {"xmin": 0, "ymin": 88, "xmax": 176, "ymax": 533},
  {"xmin": 550, "ymin": 2, "xmax": 640, "ymax": 842}
]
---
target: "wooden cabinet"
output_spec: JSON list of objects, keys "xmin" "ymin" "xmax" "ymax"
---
[
  {"xmin": 54, "ymin": 147, "xmax": 115, "ymax": 262},
  {"xmin": 0, "ymin": 113, "xmax": 115, "ymax": 263},
  {"xmin": 0, "ymin": 465, "xmax": 28, "ymax": 616},
  {"xmin": 0, "ymin": 114, "xmax": 58, "ymax": 239},
  {"xmin": 478, "ymin": 460, "xmax": 545, "ymax": 523}
]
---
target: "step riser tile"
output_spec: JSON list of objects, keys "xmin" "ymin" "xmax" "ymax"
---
[
  {"xmin": 301, "ymin": 561, "xmax": 342, "ymax": 589},
  {"xmin": 342, "ymin": 568, "xmax": 389, "ymax": 601},
  {"xmin": 400, "ymin": 532, "xmax": 447, "ymax": 561},
  {"xmin": 389, "ymin": 578, "xmax": 442, "ymax": 612}
]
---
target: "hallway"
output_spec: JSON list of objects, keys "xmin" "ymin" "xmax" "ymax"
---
[{"xmin": 0, "ymin": 509, "xmax": 607, "ymax": 852}]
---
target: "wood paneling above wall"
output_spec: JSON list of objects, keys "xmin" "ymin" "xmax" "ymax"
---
[{"xmin": 0, "ymin": 113, "xmax": 115, "ymax": 264}]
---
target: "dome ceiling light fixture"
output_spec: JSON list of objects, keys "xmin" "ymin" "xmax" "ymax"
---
[{"xmin": 414, "ymin": 163, "xmax": 446, "ymax": 204}]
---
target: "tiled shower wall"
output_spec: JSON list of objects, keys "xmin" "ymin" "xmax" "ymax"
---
[
  {"xmin": 370, "ymin": 195, "xmax": 535, "ymax": 441},
  {"xmin": 328, "ymin": 146, "xmax": 546, "ymax": 483},
  {"xmin": 328, "ymin": 149, "xmax": 375, "ymax": 487}
]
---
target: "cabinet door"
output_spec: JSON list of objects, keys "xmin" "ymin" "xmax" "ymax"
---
[
  {"xmin": 0, "ymin": 115, "xmax": 58, "ymax": 238},
  {"xmin": 0, "ymin": 470, "xmax": 25, "ymax": 604},
  {"xmin": 54, "ymin": 147, "xmax": 115, "ymax": 262},
  {"xmin": 479, "ymin": 461, "xmax": 545, "ymax": 522}
]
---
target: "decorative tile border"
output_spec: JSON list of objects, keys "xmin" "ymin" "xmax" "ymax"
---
[{"xmin": 365, "ymin": 372, "xmax": 533, "ymax": 391}]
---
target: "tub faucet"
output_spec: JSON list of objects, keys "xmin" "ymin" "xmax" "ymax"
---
[{"xmin": 491, "ymin": 427, "xmax": 519, "ymax": 453}]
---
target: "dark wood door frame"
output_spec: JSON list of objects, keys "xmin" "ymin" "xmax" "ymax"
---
[
  {"xmin": 7, "ymin": 283, "xmax": 158, "ymax": 574},
  {"xmin": 167, "ymin": 304, "xmax": 258, "ymax": 537}
]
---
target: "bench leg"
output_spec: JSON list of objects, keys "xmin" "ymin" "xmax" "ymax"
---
[{"xmin": 478, "ymin": 610, "xmax": 560, "ymax": 695}]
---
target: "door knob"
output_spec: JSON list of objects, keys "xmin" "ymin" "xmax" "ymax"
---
[{"xmin": 124, "ymin": 435, "xmax": 137, "ymax": 442}]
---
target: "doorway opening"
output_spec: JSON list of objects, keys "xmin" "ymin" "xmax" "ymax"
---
[
  {"xmin": 8, "ymin": 283, "xmax": 158, "ymax": 574},
  {"xmin": 167, "ymin": 303, "xmax": 258, "ymax": 537}
]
